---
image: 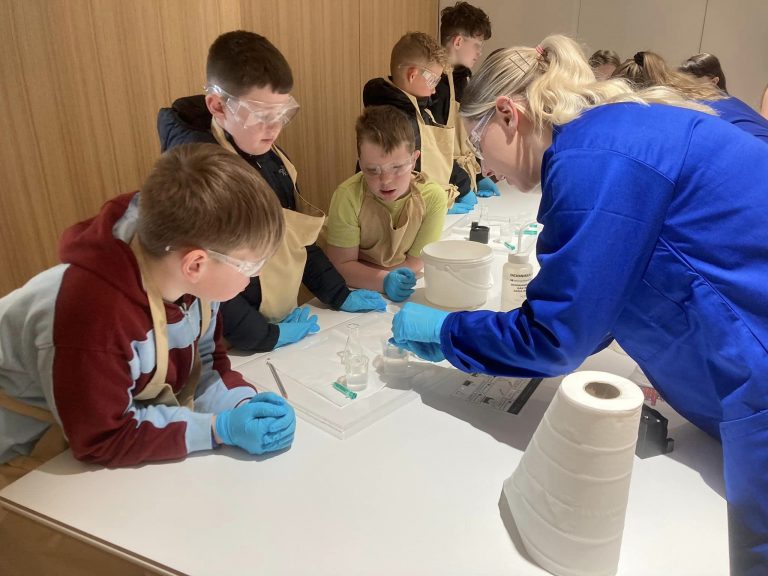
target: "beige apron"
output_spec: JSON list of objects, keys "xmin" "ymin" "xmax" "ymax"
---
[
  {"xmin": 447, "ymin": 73, "xmax": 481, "ymax": 192},
  {"xmin": 211, "ymin": 120, "xmax": 324, "ymax": 321},
  {"xmin": 358, "ymin": 173, "xmax": 428, "ymax": 267},
  {"xmin": 130, "ymin": 237, "xmax": 211, "ymax": 408},
  {"xmin": 384, "ymin": 78, "xmax": 460, "ymax": 207}
]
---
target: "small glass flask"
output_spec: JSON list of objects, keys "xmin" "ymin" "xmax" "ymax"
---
[{"xmin": 343, "ymin": 323, "xmax": 369, "ymax": 391}]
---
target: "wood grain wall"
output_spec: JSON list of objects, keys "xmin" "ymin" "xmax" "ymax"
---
[{"xmin": 0, "ymin": 0, "xmax": 437, "ymax": 296}]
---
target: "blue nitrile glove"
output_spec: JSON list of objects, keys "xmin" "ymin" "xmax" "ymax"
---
[
  {"xmin": 383, "ymin": 268, "xmax": 417, "ymax": 302},
  {"xmin": 391, "ymin": 302, "xmax": 450, "ymax": 362},
  {"xmin": 388, "ymin": 337, "xmax": 445, "ymax": 362},
  {"xmin": 447, "ymin": 191, "xmax": 478, "ymax": 214},
  {"xmin": 447, "ymin": 201, "xmax": 474, "ymax": 214},
  {"xmin": 476, "ymin": 178, "xmax": 500, "ymax": 197},
  {"xmin": 340, "ymin": 289, "xmax": 387, "ymax": 312},
  {"xmin": 215, "ymin": 396, "xmax": 296, "ymax": 455},
  {"xmin": 276, "ymin": 306, "xmax": 320, "ymax": 348},
  {"xmin": 459, "ymin": 190, "xmax": 478, "ymax": 206}
]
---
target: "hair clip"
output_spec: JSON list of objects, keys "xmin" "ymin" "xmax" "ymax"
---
[
  {"xmin": 633, "ymin": 52, "xmax": 645, "ymax": 67},
  {"xmin": 535, "ymin": 45, "xmax": 546, "ymax": 57}
]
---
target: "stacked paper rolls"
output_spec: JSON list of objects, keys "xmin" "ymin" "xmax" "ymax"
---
[{"xmin": 503, "ymin": 371, "xmax": 644, "ymax": 576}]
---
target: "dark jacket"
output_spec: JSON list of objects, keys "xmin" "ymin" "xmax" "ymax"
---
[
  {"xmin": 157, "ymin": 96, "xmax": 350, "ymax": 352},
  {"xmin": 429, "ymin": 65, "xmax": 472, "ymax": 125},
  {"xmin": 362, "ymin": 78, "xmax": 470, "ymax": 197}
]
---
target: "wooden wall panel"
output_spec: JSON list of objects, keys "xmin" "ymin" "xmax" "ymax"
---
[
  {"xmin": 1, "ymin": 0, "xmax": 120, "ymax": 287},
  {"xmin": 241, "ymin": 0, "xmax": 361, "ymax": 212},
  {"xmin": 0, "ymin": 0, "xmax": 241, "ymax": 296},
  {"xmin": 0, "ymin": 0, "xmax": 439, "ymax": 296}
]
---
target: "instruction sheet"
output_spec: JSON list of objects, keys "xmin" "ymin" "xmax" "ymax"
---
[{"xmin": 449, "ymin": 374, "xmax": 542, "ymax": 414}]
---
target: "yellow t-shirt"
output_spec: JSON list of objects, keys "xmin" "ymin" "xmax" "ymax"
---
[{"xmin": 327, "ymin": 172, "xmax": 447, "ymax": 257}]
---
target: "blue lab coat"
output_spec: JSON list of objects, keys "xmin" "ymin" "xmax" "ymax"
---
[
  {"xmin": 440, "ymin": 103, "xmax": 768, "ymax": 573},
  {"xmin": 707, "ymin": 95, "xmax": 768, "ymax": 144}
]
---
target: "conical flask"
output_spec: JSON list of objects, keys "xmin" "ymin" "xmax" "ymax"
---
[{"xmin": 343, "ymin": 323, "xmax": 369, "ymax": 391}]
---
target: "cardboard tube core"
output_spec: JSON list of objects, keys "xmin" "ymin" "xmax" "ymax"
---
[{"xmin": 584, "ymin": 381, "xmax": 621, "ymax": 399}]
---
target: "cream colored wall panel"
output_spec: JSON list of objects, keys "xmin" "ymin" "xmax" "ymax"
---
[
  {"xmin": 700, "ymin": 0, "xmax": 768, "ymax": 109},
  {"xmin": 578, "ymin": 0, "xmax": 707, "ymax": 67},
  {"xmin": 439, "ymin": 0, "xmax": 579, "ymax": 59}
]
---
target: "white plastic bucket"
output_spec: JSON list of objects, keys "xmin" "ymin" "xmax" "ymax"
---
[{"xmin": 421, "ymin": 240, "xmax": 494, "ymax": 309}]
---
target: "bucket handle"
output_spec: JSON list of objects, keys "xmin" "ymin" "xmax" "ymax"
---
[{"xmin": 443, "ymin": 265, "xmax": 494, "ymax": 291}]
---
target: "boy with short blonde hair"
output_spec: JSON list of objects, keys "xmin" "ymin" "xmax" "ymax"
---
[
  {"xmin": 326, "ymin": 106, "xmax": 447, "ymax": 301},
  {"xmin": 0, "ymin": 143, "xmax": 296, "ymax": 477},
  {"xmin": 363, "ymin": 32, "xmax": 476, "ymax": 214}
]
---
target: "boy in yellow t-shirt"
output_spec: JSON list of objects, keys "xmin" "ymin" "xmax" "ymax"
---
[{"xmin": 326, "ymin": 106, "xmax": 447, "ymax": 302}]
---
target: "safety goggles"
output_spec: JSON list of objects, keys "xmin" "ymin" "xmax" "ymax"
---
[
  {"xmin": 206, "ymin": 249, "xmax": 267, "ymax": 277},
  {"xmin": 165, "ymin": 246, "xmax": 267, "ymax": 277},
  {"xmin": 398, "ymin": 64, "xmax": 442, "ymax": 89},
  {"xmin": 360, "ymin": 153, "xmax": 417, "ymax": 178},
  {"xmin": 468, "ymin": 107, "xmax": 496, "ymax": 160},
  {"xmin": 205, "ymin": 84, "xmax": 300, "ymax": 129}
]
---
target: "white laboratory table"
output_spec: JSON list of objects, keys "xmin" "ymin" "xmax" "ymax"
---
[{"xmin": 0, "ymin": 184, "xmax": 729, "ymax": 575}]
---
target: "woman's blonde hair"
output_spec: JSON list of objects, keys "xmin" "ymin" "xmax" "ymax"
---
[
  {"xmin": 461, "ymin": 35, "xmax": 714, "ymax": 131},
  {"xmin": 613, "ymin": 51, "xmax": 726, "ymax": 101}
]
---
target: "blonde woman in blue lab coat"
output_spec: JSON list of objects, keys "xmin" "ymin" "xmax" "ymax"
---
[{"xmin": 391, "ymin": 35, "xmax": 768, "ymax": 574}]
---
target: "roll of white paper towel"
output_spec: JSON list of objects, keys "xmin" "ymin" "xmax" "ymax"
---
[{"xmin": 503, "ymin": 370, "xmax": 644, "ymax": 576}]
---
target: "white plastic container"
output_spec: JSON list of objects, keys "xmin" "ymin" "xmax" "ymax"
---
[
  {"xmin": 500, "ymin": 253, "xmax": 534, "ymax": 310},
  {"xmin": 421, "ymin": 240, "xmax": 494, "ymax": 309}
]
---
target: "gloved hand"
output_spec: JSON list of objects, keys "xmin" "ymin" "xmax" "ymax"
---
[
  {"xmin": 340, "ymin": 289, "xmax": 387, "ymax": 312},
  {"xmin": 383, "ymin": 268, "xmax": 417, "ymax": 302},
  {"xmin": 476, "ymin": 178, "xmax": 501, "ymax": 197},
  {"xmin": 391, "ymin": 302, "xmax": 450, "ymax": 362},
  {"xmin": 215, "ymin": 393, "xmax": 296, "ymax": 455},
  {"xmin": 276, "ymin": 306, "xmax": 320, "ymax": 348},
  {"xmin": 388, "ymin": 337, "xmax": 445, "ymax": 362},
  {"xmin": 447, "ymin": 190, "xmax": 478, "ymax": 214},
  {"xmin": 447, "ymin": 201, "xmax": 474, "ymax": 214},
  {"xmin": 458, "ymin": 190, "xmax": 478, "ymax": 206}
]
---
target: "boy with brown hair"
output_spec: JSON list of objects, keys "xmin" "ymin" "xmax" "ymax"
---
[
  {"xmin": 363, "ymin": 31, "xmax": 477, "ymax": 214},
  {"xmin": 0, "ymin": 143, "xmax": 296, "ymax": 479},
  {"xmin": 159, "ymin": 30, "xmax": 385, "ymax": 353},
  {"xmin": 326, "ymin": 106, "xmax": 447, "ymax": 301},
  {"xmin": 429, "ymin": 2, "xmax": 498, "ymax": 197}
]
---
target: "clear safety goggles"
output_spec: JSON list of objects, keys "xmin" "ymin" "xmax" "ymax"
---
[
  {"xmin": 205, "ymin": 84, "xmax": 300, "ymax": 129},
  {"xmin": 398, "ymin": 64, "xmax": 442, "ymax": 89},
  {"xmin": 360, "ymin": 153, "xmax": 417, "ymax": 178},
  {"xmin": 206, "ymin": 249, "xmax": 267, "ymax": 277},
  {"xmin": 165, "ymin": 246, "xmax": 267, "ymax": 277},
  {"xmin": 468, "ymin": 107, "xmax": 496, "ymax": 160}
]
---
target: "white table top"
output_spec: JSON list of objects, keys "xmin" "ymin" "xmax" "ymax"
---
[{"xmin": 0, "ymin": 184, "xmax": 729, "ymax": 575}]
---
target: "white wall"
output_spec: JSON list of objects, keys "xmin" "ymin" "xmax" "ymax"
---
[{"xmin": 439, "ymin": 0, "xmax": 768, "ymax": 109}]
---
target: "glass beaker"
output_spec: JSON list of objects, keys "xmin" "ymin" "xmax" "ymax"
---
[
  {"xmin": 381, "ymin": 338, "xmax": 410, "ymax": 375},
  {"xmin": 343, "ymin": 323, "xmax": 369, "ymax": 391}
]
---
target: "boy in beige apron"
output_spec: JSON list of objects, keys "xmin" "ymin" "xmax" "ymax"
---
[
  {"xmin": 362, "ymin": 32, "xmax": 478, "ymax": 215},
  {"xmin": 430, "ymin": 3, "xmax": 500, "ymax": 198},
  {"xmin": 326, "ymin": 106, "xmax": 447, "ymax": 301},
  {"xmin": 159, "ymin": 31, "xmax": 385, "ymax": 353},
  {"xmin": 0, "ymin": 145, "xmax": 295, "ymax": 574}
]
